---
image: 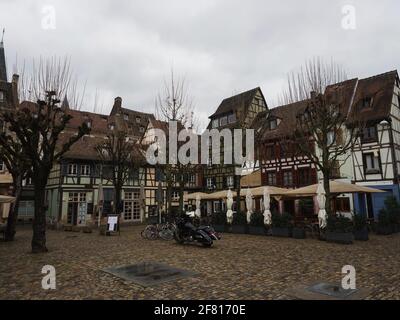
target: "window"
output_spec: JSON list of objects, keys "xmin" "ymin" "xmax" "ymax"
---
[
  {"xmin": 80, "ymin": 165, "xmax": 91, "ymax": 176},
  {"xmin": 228, "ymin": 113, "xmax": 236, "ymax": 124},
  {"xmin": 327, "ymin": 131, "xmax": 335, "ymax": 145},
  {"xmin": 283, "ymin": 171, "xmax": 293, "ymax": 187},
  {"xmin": 265, "ymin": 145, "xmax": 275, "ymax": 160},
  {"xmin": 298, "ymin": 168, "xmax": 311, "ymax": 187},
  {"xmin": 136, "ymin": 116, "xmax": 141, "ymax": 123},
  {"xmin": 0, "ymin": 91, "xmax": 4, "ymax": 102},
  {"xmin": 335, "ymin": 197, "xmax": 351, "ymax": 212},
  {"xmin": 207, "ymin": 157, "xmax": 213, "ymax": 167},
  {"xmin": 361, "ymin": 126, "xmax": 377, "ymax": 142},
  {"xmin": 124, "ymin": 114, "xmax": 129, "ymax": 121},
  {"xmin": 172, "ymin": 191, "xmax": 179, "ymax": 201},
  {"xmin": 227, "ymin": 176, "xmax": 234, "ymax": 188},
  {"xmin": 269, "ymin": 119, "xmax": 277, "ymax": 130},
  {"xmin": 189, "ymin": 174, "xmax": 196, "ymax": 184},
  {"xmin": 267, "ymin": 172, "xmax": 277, "ymax": 186},
  {"xmin": 67, "ymin": 164, "xmax": 78, "ymax": 176},
  {"xmin": 364, "ymin": 153, "xmax": 381, "ymax": 174},
  {"xmin": 220, "ymin": 116, "xmax": 228, "ymax": 126},
  {"xmin": 212, "ymin": 119, "xmax": 219, "ymax": 129},
  {"xmin": 360, "ymin": 97, "xmax": 373, "ymax": 110},
  {"xmin": 0, "ymin": 160, "xmax": 4, "ymax": 172},
  {"xmin": 139, "ymin": 126, "xmax": 145, "ymax": 133},
  {"xmin": 213, "ymin": 201, "xmax": 221, "ymax": 213},
  {"xmin": 206, "ymin": 178, "xmax": 213, "ymax": 189},
  {"xmin": 109, "ymin": 124, "xmax": 115, "ymax": 130},
  {"xmin": 86, "ymin": 120, "xmax": 92, "ymax": 129}
]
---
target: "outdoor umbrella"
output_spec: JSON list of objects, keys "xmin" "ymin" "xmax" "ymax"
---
[
  {"xmin": 0, "ymin": 195, "xmax": 15, "ymax": 204},
  {"xmin": 226, "ymin": 190, "xmax": 234, "ymax": 225},
  {"xmin": 204, "ymin": 190, "xmax": 237, "ymax": 200},
  {"xmin": 317, "ymin": 182, "xmax": 328, "ymax": 229},
  {"xmin": 284, "ymin": 181, "xmax": 386, "ymax": 197},
  {"xmin": 195, "ymin": 194, "xmax": 201, "ymax": 219},
  {"xmin": 245, "ymin": 188, "xmax": 253, "ymax": 224},
  {"xmin": 241, "ymin": 186, "xmax": 288, "ymax": 197},
  {"xmin": 97, "ymin": 183, "xmax": 104, "ymax": 227},
  {"xmin": 263, "ymin": 187, "xmax": 272, "ymax": 226},
  {"xmin": 184, "ymin": 192, "xmax": 209, "ymax": 201}
]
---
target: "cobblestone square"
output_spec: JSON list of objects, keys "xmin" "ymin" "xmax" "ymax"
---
[{"xmin": 0, "ymin": 226, "xmax": 399, "ymax": 300}]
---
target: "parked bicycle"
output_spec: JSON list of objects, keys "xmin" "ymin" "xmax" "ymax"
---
[{"xmin": 141, "ymin": 221, "xmax": 176, "ymax": 241}]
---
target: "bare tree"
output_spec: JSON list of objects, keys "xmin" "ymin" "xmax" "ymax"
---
[
  {"xmin": 281, "ymin": 58, "xmax": 362, "ymax": 216},
  {"xmin": 154, "ymin": 69, "xmax": 197, "ymax": 216},
  {"xmin": 96, "ymin": 131, "xmax": 144, "ymax": 217}
]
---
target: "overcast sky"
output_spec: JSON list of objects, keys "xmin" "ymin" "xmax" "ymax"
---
[{"xmin": 1, "ymin": 0, "xmax": 399, "ymax": 129}]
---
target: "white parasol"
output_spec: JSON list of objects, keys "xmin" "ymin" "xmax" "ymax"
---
[
  {"xmin": 263, "ymin": 187, "xmax": 272, "ymax": 226},
  {"xmin": 317, "ymin": 182, "xmax": 328, "ymax": 229},
  {"xmin": 245, "ymin": 188, "xmax": 253, "ymax": 224},
  {"xmin": 226, "ymin": 189, "xmax": 234, "ymax": 225},
  {"xmin": 195, "ymin": 194, "xmax": 201, "ymax": 219}
]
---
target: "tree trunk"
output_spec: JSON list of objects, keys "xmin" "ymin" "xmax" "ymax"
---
[
  {"xmin": 31, "ymin": 179, "xmax": 48, "ymax": 253},
  {"xmin": 323, "ymin": 171, "xmax": 332, "ymax": 216},
  {"xmin": 5, "ymin": 174, "xmax": 23, "ymax": 242},
  {"xmin": 114, "ymin": 186, "xmax": 122, "ymax": 216}
]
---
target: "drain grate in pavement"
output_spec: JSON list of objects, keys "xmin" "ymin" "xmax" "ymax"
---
[
  {"xmin": 307, "ymin": 282, "xmax": 358, "ymax": 298},
  {"xmin": 102, "ymin": 262, "xmax": 198, "ymax": 287}
]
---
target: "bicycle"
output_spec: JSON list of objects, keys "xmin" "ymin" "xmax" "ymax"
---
[{"xmin": 141, "ymin": 221, "xmax": 176, "ymax": 241}]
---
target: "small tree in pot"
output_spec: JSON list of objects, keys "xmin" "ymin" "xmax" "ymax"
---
[
  {"xmin": 212, "ymin": 211, "xmax": 226, "ymax": 233},
  {"xmin": 353, "ymin": 213, "xmax": 369, "ymax": 241},
  {"xmin": 248, "ymin": 212, "xmax": 266, "ymax": 236},
  {"xmin": 376, "ymin": 209, "xmax": 393, "ymax": 235},
  {"xmin": 271, "ymin": 212, "xmax": 292, "ymax": 237},
  {"xmin": 326, "ymin": 214, "xmax": 354, "ymax": 244},
  {"xmin": 231, "ymin": 211, "xmax": 247, "ymax": 234},
  {"xmin": 292, "ymin": 221, "xmax": 306, "ymax": 239},
  {"xmin": 385, "ymin": 197, "xmax": 400, "ymax": 233}
]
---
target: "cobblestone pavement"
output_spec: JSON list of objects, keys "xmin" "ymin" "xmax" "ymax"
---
[{"xmin": 0, "ymin": 226, "xmax": 399, "ymax": 300}]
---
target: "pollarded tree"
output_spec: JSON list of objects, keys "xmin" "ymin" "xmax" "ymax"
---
[
  {"xmin": 0, "ymin": 128, "xmax": 29, "ymax": 241},
  {"xmin": 96, "ymin": 131, "xmax": 145, "ymax": 217},
  {"xmin": 281, "ymin": 58, "xmax": 363, "ymax": 216},
  {"xmin": 2, "ymin": 91, "xmax": 89, "ymax": 252}
]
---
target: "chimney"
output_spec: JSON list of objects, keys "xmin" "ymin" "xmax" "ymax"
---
[
  {"xmin": 111, "ymin": 97, "xmax": 122, "ymax": 115},
  {"xmin": 11, "ymin": 74, "xmax": 19, "ymax": 106}
]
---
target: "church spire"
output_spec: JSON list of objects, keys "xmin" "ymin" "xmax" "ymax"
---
[{"xmin": 0, "ymin": 28, "xmax": 7, "ymax": 82}]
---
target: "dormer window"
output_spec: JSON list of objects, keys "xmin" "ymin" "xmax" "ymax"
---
[
  {"xmin": 139, "ymin": 126, "xmax": 145, "ymax": 133},
  {"xmin": 212, "ymin": 119, "xmax": 219, "ymax": 129},
  {"xmin": 269, "ymin": 119, "xmax": 277, "ymax": 130},
  {"xmin": 360, "ymin": 97, "xmax": 373, "ymax": 110},
  {"xmin": 136, "ymin": 116, "xmax": 141, "ymax": 123},
  {"xmin": 109, "ymin": 124, "xmax": 115, "ymax": 130},
  {"xmin": 228, "ymin": 113, "xmax": 236, "ymax": 124},
  {"xmin": 124, "ymin": 114, "xmax": 129, "ymax": 121},
  {"xmin": 86, "ymin": 120, "xmax": 92, "ymax": 129},
  {"xmin": 220, "ymin": 116, "xmax": 228, "ymax": 126}
]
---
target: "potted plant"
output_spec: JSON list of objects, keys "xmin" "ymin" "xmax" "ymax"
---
[
  {"xmin": 271, "ymin": 212, "xmax": 292, "ymax": 237},
  {"xmin": 353, "ymin": 213, "xmax": 369, "ymax": 241},
  {"xmin": 386, "ymin": 197, "xmax": 400, "ymax": 234},
  {"xmin": 376, "ymin": 209, "xmax": 393, "ymax": 235},
  {"xmin": 212, "ymin": 211, "xmax": 226, "ymax": 233},
  {"xmin": 231, "ymin": 211, "xmax": 248, "ymax": 234},
  {"xmin": 248, "ymin": 212, "xmax": 266, "ymax": 235},
  {"xmin": 326, "ymin": 214, "xmax": 354, "ymax": 244},
  {"xmin": 292, "ymin": 222, "xmax": 306, "ymax": 239}
]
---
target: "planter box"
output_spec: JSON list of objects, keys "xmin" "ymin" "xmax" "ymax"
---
[
  {"xmin": 248, "ymin": 226, "xmax": 266, "ymax": 236},
  {"xmin": 231, "ymin": 225, "xmax": 247, "ymax": 234},
  {"xmin": 354, "ymin": 227, "xmax": 369, "ymax": 241},
  {"xmin": 272, "ymin": 227, "xmax": 291, "ymax": 237},
  {"xmin": 376, "ymin": 225, "xmax": 393, "ymax": 235},
  {"xmin": 326, "ymin": 232, "xmax": 354, "ymax": 244},
  {"xmin": 213, "ymin": 224, "xmax": 225, "ymax": 233},
  {"xmin": 292, "ymin": 228, "xmax": 306, "ymax": 239}
]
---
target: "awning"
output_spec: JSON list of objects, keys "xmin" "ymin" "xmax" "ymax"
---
[
  {"xmin": 240, "ymin": 186, "xmax": 289, "ymax": 197},
  {"xmin": 0, "ymin": 195, "xmax": 16, "ymax": 204},
  {"xmin": 184, "ymin": 192, "xmax": 210, "ymax": 201},
  {"xmin": 284, "ymin": 181, "xmax": 386, "ymax": 197},
  {"xmin": 241, "ymin": 170, "xmax": 262, "ymax": 188},
  {"xmin": 185, "ymin": 190, "xmax": 238, "ymax": 201}
]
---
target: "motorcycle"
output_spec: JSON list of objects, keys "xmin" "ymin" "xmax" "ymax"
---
[{"xmin": 174, "ymin": 217, "xmax": 221, "ymax": 247}]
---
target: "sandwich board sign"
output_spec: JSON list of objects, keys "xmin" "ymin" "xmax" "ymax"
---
[{"xmin": 106, "ymin": 215, "xmax": 120, "ymax": 236}]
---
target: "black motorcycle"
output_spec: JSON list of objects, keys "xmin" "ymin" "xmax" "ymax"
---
[{"xmin": 174, "ymin": 217, "xmax": 221, "ymax": 247}]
